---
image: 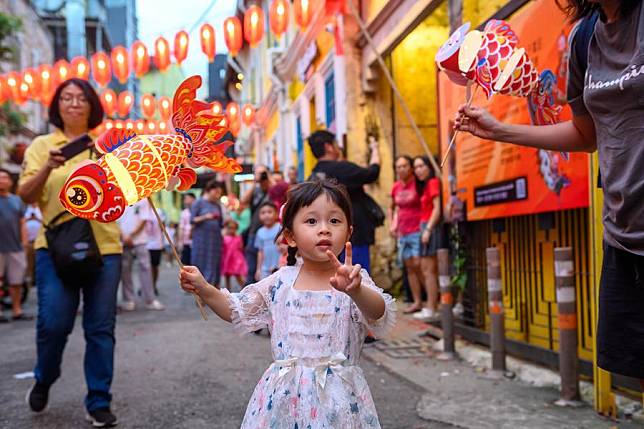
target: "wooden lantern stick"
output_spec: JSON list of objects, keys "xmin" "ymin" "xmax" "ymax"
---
[
  {"xmin": 147, "ymin": 197, "xmax": 208, "ymax": 321},
  {"xmin": 441, "ymin": 85, "xmax": 479, "ymax": 168}
]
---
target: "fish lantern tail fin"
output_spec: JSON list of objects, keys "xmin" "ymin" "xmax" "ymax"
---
[{"xmin": 171, "ymin": 76, "xmax": 242, "ymax": 174}]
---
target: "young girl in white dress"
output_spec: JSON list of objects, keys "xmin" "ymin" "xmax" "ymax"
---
[{"xmin": 180, "ymin": 179, "xmax": 396, "ymax": 428}]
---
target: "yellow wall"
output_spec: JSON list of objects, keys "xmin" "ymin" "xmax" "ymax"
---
[
  {"xmin": 364, "ymin": 0, "xmax": 390, "ymax": 24},
  {"xmin": 463, "ymin": 0, "xmax": 507, "ymax": 27}
]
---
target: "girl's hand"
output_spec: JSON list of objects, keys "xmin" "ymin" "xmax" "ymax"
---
[
  {"xmin": 179, "ymin": 265, "xmax": 210, "ymax": 295},
  {"xmin": 454, "ymin": 104, "xmax": 502, "ymax": 141},
  {"xmin": 421, "ymin": 228, "xmax": 431, "ymax": 245},
  {"xmin": 326, "ymin": 242, "xmax": 362, "ymax": 297}
]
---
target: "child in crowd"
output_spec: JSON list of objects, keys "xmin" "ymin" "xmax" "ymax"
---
[
  {"xmin": 180, "ymin": 179, "xmax": 395, "ymax": 428},
  {"xmin": 221, "ymin": 219, "xmax": 247, "ymax": 291},
  {"xmin": 254, "ymin": 201, "xmax": 281, "ymax": 280}
]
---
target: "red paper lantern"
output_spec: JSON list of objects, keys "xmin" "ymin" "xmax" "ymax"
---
[
  {"xmin": 229, "ymin": 117, "xmax": 241, "ymax": 137},
  {"xmin": 22, "ymin": 68, "xmax": 40, "ymax": 100},
  {"xmin": 174, "ymin": 30, "xmax": 190, "ymax": 65},
  {"xmin": 18, "ymin": 81, "xmax": 30, "ymax": 103},
  {"xmin": 158, "ymin": 96, "xmax": 172, "ymax": 120},
  {"xmin": 0, "ymin": 76, "xmax": 7, "ymax": 104},
  {"xmin": 269, "ymin": 0, "xmax": 289, "ymax": 39},
  {"xmin": 117, "ymin": 91, "xmax": 134, "ymax": 117},
  {"xmin": 294, "ymin": 0, "xmax": 312, "ymax": 29},
  {"xmin": 91, "ymin": 52, "xmax": 112, "ymax": 87},
  {"xmin": 71, "ymin": 56, "xmax": 90, "ymax": 80},
  {"xmin": 125, "ymin": 119, "xmax": 135, "ymax": 130},
  {"xmin": 224, "ymin": 17, "xmax": 243, "ymax": 57},
  {"xmin": 111, "ymin": 45, "xmax": 130, "ymax": 84},
  {"xmin": 114, "ymin": 119, "xmax": 125, "ymax": 130},
  {"xmin": 146, "ymin": 121, "xmax": 157, "ymax": 133},
  {"xmin": 53, "ymin": 59, "xmax": 71, "ymax": 85},
  {"xmin": 6, "ymin": 72, "xmax": 23, "ymax": 103},
  {"xmin": 100, "ymin": 89, "xmax": 117, "ymax": 117},
  {"xmin": 199, "ymin": 24, "xmax": 216, "ymax": 62},
  {"xmin": 226, "ymin": 102, "xmax": 240, "ymax": 124},
  {"xmin": 158, "ymin": 121, "xmax": 168, "ymax": 134},
  {"xmin": 38, "ymin": 64, "xmax": 54, "ymax": 105},
  {"xmin": 241, "ymin": 103, "xmax": 255, "ymax": 126},
  {"xmin": 131, "ymin": 41, "xmax": 150, "ymax": 77},
  {"xmin": 104, "ymin": 119, "xmax": 114, "ymax": 130},
  {"xmin": 154, "ymin": 37, "xmax": 171, "ymax": 72},
  {"xmin": 244, "ymin": 5, "xmax": 265, "ymax": 48},
  {"xmin": 211, "ymin": 100, "xmax": 223, "ymax": 115},
  {"xmin": 141, "ymin": 93, "xmax": 156, "ymax": 119},
  {"xmin": 135, "ymin": 119, "xmax": 145, "ymax": 133}
]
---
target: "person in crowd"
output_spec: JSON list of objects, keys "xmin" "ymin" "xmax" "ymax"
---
[
  {"xmin": 118, "ymin": 200, "xmax": 164, "ymax": 311},
  {"xmin": 240, "ymin": 165, "xmax": 272, "ymax": 284},
  {"xmin": 268, "ymin": 170, "xmax": 290, "ymax": 209},
  {"xmin": 18, "ymin": 78, "xmax": 121, "ymax": 426},
  {"xmin": 165, "ymin": 222, "xmax": 178, "ymax": 266},
  {"xmin": 179, "ymin": 179, "xmax": 395, "ymax": 428},
  {"xmin": 221, "ymin": 219, "xmax": 247, "ymax": 291},
  {"xmin": 231, "ymin": 202, "xmax": 251, "ymax": 243},
  {"xmin": 254, "ymin": 201, "xmax": 281, "ymax": 280},
  {"xmin": 454, "ymin": 0, "xmax": 643, "ymax": 390},
  {"xmin": 178, "ymin": 192, "xmax": 196, "ymax": 265},
  {"xmin": 146, "ymin": 206, "xmax": 165, "ymax": 296},
  {"xmin": 389, "ymin": 155, "xmax": 425, "ymax": 314},
  {"xmin": 287, "ymin": 165, "xmax": 299, "ymax": 185},
  {"xmin": 412, "ymin": 156, "xmax": 443, "ymax": 321},
  {"xmin": 191, "ymin": 180, "xmax": 225, "ymax": 288},
  {"xmin": 24, "ymin": 202, "xmax": 42, "ymax": 289},
  {"xmin": 309, "ymin": 130, "xmax": 382, "ymax": 273},
  {"xmin": 0, "ymin": 168, "xmax": 31, "ymax": 322}
]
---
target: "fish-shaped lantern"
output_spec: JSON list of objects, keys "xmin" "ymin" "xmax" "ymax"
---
[{"xmin": 60, "ymin": 75, "xmax": 242, "ymax": 223}]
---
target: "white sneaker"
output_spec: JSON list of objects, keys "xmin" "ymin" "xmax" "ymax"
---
[
  {"xmin": 145, "ymin": 300, "xmax": 165, "ymax": 311},
  {"xmin": 120, "ymin": 301, "xmax": 136, "ymax": 311},
  {"xmin": 413, "ymin": 308, "xmax": 438, "ymax": 321},
  {"xmin": 453, "ymin": 303, "xmax": 464, "ymax": 317}
]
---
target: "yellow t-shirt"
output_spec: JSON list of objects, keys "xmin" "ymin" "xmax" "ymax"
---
[{"xmin": 19, "ymin": 130, "xmax": 122, "ymax": 255}]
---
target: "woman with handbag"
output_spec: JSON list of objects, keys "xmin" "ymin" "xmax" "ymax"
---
[{"xmin": 17, "ymin": 78, "xmax": 122, "ymax": 427}]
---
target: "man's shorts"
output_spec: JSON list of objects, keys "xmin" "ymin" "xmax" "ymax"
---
[
  {"xmin": 398, "ymin": 231, "xmax": 421, "ymax": 262},
  {"xmin": 0, "ymin": 251, "xmax": 27, "ymax": 285}
]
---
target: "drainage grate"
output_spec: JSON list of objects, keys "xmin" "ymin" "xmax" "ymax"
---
[{"xmin": 373, "ymin": 337, "xmax": 434, "ymax": 359}]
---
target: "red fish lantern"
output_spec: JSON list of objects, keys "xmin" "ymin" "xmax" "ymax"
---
[
  {"xmin": 224, "ymin": 17, "xmax": 243, "ymax": 57},
  {"xmin": 158, "ymin": 96, "xmax": 172, "ymax": 120},
  {"xmin": 141, "ymin": 93, "xmax": 156, "ymax": 119},
  {"xmin": 131, "ymin": 41, "xmax": 150, "ymax": 77},
  {"xmin": 100, "ymin": 89, "xmax": 117, "ymax": 117},
  {"xmin": 154, "ymin": 37, "xmax": 171, "ymax": 72},
  {"xmin": 294, "ymin": 0, "xmax": 312, "ymax": 29},
  {"xmin": 244, "ymin": 5, "xmax": 264, "ymax": 48},
  {"xmin": 241, "ymin": 103, "xmax": 255, "ymax": 126},
  {"xmin": 53, "ymin": 60, "xmax": 71, "ymax": 85},
  {"xmin": 200, "ymin": 24, "xmax": 216, "ymax": 62},
  {"xmin": 71, "ymin": 56, "xmax": 90, "ymax": 80},
  {"xmin": 226, "ymin": 102, "xmax": 239, "ymax": 125},
  {"xmin": 111, "ymin": 45, "xmax": 130, "ymax": 84},
  {"xmin": 174, "ymin": 30, "xmax": 190, "ymax": 65},
  {"xmin": 269, "ymin": 0, "xmax": 289, "ymax": 39},
  {"xmin": 91, "ymin": 52, "xmax": 112, "ymax": 87},
  {"xmin": 117, "ymin": 91, "xmax": 134, "ymax": 117}
]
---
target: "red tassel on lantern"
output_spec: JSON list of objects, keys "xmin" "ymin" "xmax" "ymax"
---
[
  {"xmin": 53, "ymin": 59, "xmax": 71, "ymax": 85},
  {"xmin": 71, "ymin": 56, "xmax": 90, "ymax": 80},
  {"xmin": 241, "ymin": 103, "xmax": 255, "ymax": 126},
  {"xmin": 91, "ymin": 52, "xmax": 112, "ymax": 87},
  {"xmin": 117, "ymin": 91, "xmax": 134, "ymax": 117},
  {"xmin": 270, "ymin": 0, "xmax": 289, "ymax": 39},
  {"xmin": 244, "ymin": 5, "xmax": 265, "ymax": 48},
  {"xmin": 100, "ymin": 89, "xmax": 117, "ymax": 117},
  {"xmin": 224, "ymin": 17, "xmax": 243, "ymax": 57},
  {"xmin": 154, "ymin": 37, "xmax": 171, "ymax": 72},
  {"xmin": 158, "ymin": 96, "xmax": 172, "ymax": 121},
  {"xmin": 131, "ymin": 41, "xmax": 150, "ymax": 77},
  {"xmin": 200, "ymin": 24, "xmax": 216, "ymax": 62},
  {"xmin": 141, "ymin": 93, "xmax": 156, "ymax": 119},
  {"xmin": 174, "ymin": 30, "xmax": 190, "ymax": 65},
  {"xmin": 111, "ymin": 45, "xmax": 130, "ymax": 84},
  {"xmin": 211, "ymin": 101, "xmax": 223, "ymax": 115},
  {"xmin": 294, "ymin": 0, "xmax": 312, "ymax": 29}
]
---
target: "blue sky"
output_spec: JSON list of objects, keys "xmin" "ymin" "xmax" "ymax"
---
[{"xmin": 136, "ymin": 0, "xmax": 237, "ymax": 96}]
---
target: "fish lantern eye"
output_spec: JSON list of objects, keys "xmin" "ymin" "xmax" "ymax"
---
[{"xmin": 64, "ymin": 176, "xmax": 104, "ymax": 213}]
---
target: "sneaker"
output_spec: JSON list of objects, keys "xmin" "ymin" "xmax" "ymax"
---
[
  {"xmin": 86, "ymin": 408, "xmax": 118, "ymax": 427},
  {"xmin": 145, "ymin": 300, "xmax": 165, "ymax": 311},
  {"xmin": 413, "ymin": 308, "xmax": 439, "ymax": 321},
  {"xmin": 120, "ymin": 301, "xmax": 135, "ymax": 311},
  {"xmin": 453, "ymin": 303, "xmax": 464, "ymax": 317},
  {"xmin": 26, "ymin": 382, "xmax": 49, "ymax": 413}
]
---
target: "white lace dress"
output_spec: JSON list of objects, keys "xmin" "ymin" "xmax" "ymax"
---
[{"xmin": 221, "ymin": 263, "xmax": 396, "ymax": 429}]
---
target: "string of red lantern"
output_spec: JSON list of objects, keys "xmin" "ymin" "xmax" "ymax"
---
[
  {"xmin": 270, "ymin": 0, "xmax": 289, "ymax": 39},
  {"xmin": 174, "ymin": 30, "xmax": 189, "ymax": 65},
  {"xmin": 244, "ymin": 5, "xmax": 264, "ymax": 48},
  {"xmin": 200, "ymin": 24, "xmax": 216, "ymax": 63},
  {"xmin": 224, "ymin": 17, "xmax": 243, "ymax": 57}
]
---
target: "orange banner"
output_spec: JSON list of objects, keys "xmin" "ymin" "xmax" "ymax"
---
[{"xmin": 438, "ymin": 0, "xmax": 589, "ymax": 221}]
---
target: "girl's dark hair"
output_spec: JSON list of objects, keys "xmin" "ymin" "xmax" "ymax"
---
[
  {"xmin": 555, "ymin": 0, "xmax": 638, "ymax": 21},
  {"xmin": 279, "ymin": 179, "xmax": 352, "ymax": 266},
  {"xmin": 413, "ymin": 155, "xmax": 436, "ymax": 196},
  {"xmin": 258, "ymin": 201, "xmax": 277, "ymax": 211},
  {"xmin": 204, "ymin": 179, "xmax": 225, "ymax": 192},
  {"xmin": 49, "ymin": 78, "xmax": 104, "ymax": 130}
]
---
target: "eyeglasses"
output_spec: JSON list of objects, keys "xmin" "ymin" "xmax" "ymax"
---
[{"xmin": 60, "ymin": 95, "xmax": 88, "ymax": 105}]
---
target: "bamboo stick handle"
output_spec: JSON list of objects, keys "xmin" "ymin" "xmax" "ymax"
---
[{"xmin": 440, "ymin": 85, "xmax": 478, "ymax": 168}]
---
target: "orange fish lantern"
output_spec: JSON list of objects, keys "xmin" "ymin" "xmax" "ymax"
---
[
  {"xmin": 59, "ymin": 76, "xmax": 242, "ymax": 223},
  {"xmin": 158, "ymin": 96, "xmax": 172, "ymax": 121},
  {"xmin": 294, "ymin": 0, "xmax": 312, "ymax": 29},
  {"xmin": 131, "ymin": 41, "xmax": 150, "ymax": 77},
  {"xmin": 91, "ymin": 52, "xmax": 112, "ymax": 87},
  {"xmin": 141, "ymin": 93, "xmax": 156, "ymax": 119},
  {"xmin": 117, "ymin": 91, "xmax": 134, "ymax": 117},
  {"xmin": 244, "ymin": 5, "xmax": 264, "ymax": 48},
  {"xmin": 154, "ymin": 37, "xmax": 171, "ymax": 72},
  {"xmin": 71, "ymin": 56, "xmax": 90, "ymax": 80},
  {"xmin": 241, "ymin": 103, "xmax": 255, "ymax": 126},
  {"xmin": 269, "ymin": 0, "xmax": 289, "ymax": 39},
  {"xmin": 199, "ymin": 24, "xmax": 216, "ymax": 62},
  {"xmin": 53, "ymin": 60, "xmax": 71, "ymax": 86},
  {"xmin": 174, "ymin": 30, "xmax": 190, "ymax": 65},
  {"xmin": 100, "ymin": 89, "xmax": 117, "ymax": 117},
  {"xmin": 224, "ymin": 17, "xmax": 243, "ymax": 57},
  {"xmin": 111, "ymin": 46, "xmax": 130, "ymax": 84}
]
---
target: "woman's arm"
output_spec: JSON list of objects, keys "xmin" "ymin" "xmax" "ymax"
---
[
  {"xmin": 455, "ymin": 105, "xmax": 597, "ymax": 153},
  {"xmin": 426, "ymin": 195, "xmax": 441, "ymax": 232}
]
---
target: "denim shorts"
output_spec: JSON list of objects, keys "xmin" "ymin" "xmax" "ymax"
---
[{"xmin": 398, "ymin": 231, "xmax": 421, "ymax": 262}]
